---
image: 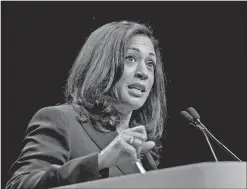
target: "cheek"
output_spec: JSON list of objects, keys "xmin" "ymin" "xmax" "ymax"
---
[
  {"xmin": 113, "ymin": 80, "xmax": 125, "ymax": 100},
  {"xmin": 148, "ymin": 75, "xmax": 155, "ymax": 91},
  {"xmin": 115, "ymin": 84, "xmax": 121, "ymax": 99}
]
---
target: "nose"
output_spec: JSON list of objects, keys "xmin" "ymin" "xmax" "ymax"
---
[{"xmin": 134, "ymin": 61, "xmax": 148, "ymax": 80}]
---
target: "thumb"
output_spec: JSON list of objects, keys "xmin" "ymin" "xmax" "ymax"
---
[{"xmin": 141, "ymin": 141, "xmax": 155, "ymax": 153}]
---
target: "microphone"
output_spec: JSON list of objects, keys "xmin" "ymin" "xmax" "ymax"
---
[
  {"xmin": 181, "ymin": 107, "xmax": 242, "ymax": 162},
  {"xmin": 187, "ymin": 107, "xmax": 200, "ymax": 119},
  {"xmin": 180, "ymin": 110, "xmax": 204, "ymax": 130},
  {"xmin": 180, "ymin": 110, "xmax": 193, "ymax": 121}
]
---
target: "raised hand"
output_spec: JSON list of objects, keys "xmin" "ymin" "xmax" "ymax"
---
[{"xmin": 98, "ymin": 125, "xmax": 155, "ymax": 170}]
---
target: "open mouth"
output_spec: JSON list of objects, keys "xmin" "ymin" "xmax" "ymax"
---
[{"xmin": 127, "ymin": 83, "xmax": 146, "ymax": 96}]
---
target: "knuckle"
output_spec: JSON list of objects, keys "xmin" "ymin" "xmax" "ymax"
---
[
  {"xmin": 136, "ymin": 139, "xmax": 143, "ymax": 145},
  {"xmin": 140, "ymin": 125, "xmax": 145, "ymax": 130},
  {"xmin": 143, "ymin": 135, "xmax": 147, "ymax": 141},
  {"xmin": 140, "ymin": 133, "xmax": 147, "ymax": 141},
  {"xmin": 141, "ymin": 126, "xmax": 147, "ymax": 134}
]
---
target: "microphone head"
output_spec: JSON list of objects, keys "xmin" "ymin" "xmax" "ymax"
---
[
  {"xmin": 187, "ymin": 107, "xmax": 200, "ymax": 119},
  {"xmin": 180, "ymin": 110, "xmax": 194, "ymax": 121}
]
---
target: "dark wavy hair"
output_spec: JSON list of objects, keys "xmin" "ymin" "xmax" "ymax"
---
[{"xmin": 65, "ymin": 21, "xmax": 167, "ymax": 165}]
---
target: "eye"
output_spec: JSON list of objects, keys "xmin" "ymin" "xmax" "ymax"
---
[
  {"xmin": 146, "ymin": 61, "xmax": 156, "ymax": 69},
  {"xmin": 125, "ymin": 55, "xmax": 136, "ymax": 63}
]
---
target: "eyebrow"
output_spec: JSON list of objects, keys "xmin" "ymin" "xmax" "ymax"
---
[{"xmin": 128, "ymin": 47, "xmax": 156, "ymax": 57}]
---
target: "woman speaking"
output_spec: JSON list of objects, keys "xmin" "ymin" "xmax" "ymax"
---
[{"xmin": 6, "ymin": 21, "xmax": 167, "ymax": 189}]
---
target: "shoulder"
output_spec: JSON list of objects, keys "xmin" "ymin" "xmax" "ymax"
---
[
  {"xmin": 28, "ymin": 104, "xmax": 81, "ymax": 128},
  {"xmin": 26, "ymin": 104, "xmax": 85, "ymax": 137},
  {"xmin": 33, "ymin": 104, "xmax": 79, "ymax": 118}
]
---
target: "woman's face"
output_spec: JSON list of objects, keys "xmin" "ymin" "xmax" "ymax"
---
[{"xmin": 114, "ymin": 34, "xmax": 156, "ymax": 114}]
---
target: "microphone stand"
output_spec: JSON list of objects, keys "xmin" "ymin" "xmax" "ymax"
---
[
  {"xmin": 191, "ymin": 119, "xmax": 242, "ymax": 162},
  {"xmin": 190, "ymin": 121, "xmax": 219, "ymax": 161},
  {"xmin": 201, "ymin": 129, "xmax": 219, "ymax": 162}
]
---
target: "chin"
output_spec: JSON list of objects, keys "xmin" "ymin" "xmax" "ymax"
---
[
  {"xmin": 126, "ymin": 98, "xmax": 146, "ymax": 111},
  {"xmin": 119, "ymin": 91, "xmax": 148, "ymax": 111}
]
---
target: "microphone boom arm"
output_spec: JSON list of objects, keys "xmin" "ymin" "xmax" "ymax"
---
[
  {"xmin": 201, "ymin": 130, "xmax": 219, "ymax": 161},
  {"xmin": 194, "ymin": 119, "xmax": 242, "ymax": 161},
  {"xmin": 189, "ymin": 120, "xmax": 219, "ymax": 161}
]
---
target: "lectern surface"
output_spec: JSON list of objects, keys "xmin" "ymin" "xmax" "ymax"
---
[{"xmin": 52, "ymin": 161, "xmax": 246, "ymax": 188}]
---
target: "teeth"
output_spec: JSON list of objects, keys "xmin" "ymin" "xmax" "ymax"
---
[{"xmin": 130, "ymin": 88, "xmax": 142, "ymax": 94}]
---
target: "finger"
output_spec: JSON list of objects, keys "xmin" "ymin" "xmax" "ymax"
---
[
  {"xmin": 122, "ymin": 130, "xmax": 147, "ymax": 142},
  {"xmin": 128, "ymin": 126, "xmax": 147, "ymax": 141},
  {"xmin": 119, "ymin": 138, "xmax": 138, "ymax": 163},
  {"xmin": 141, "ymin": 141, "xmax": 155, "ymax": 153},
  {"xmin": 121, "ymin": 134, "xmax": 143, "ymax": 148},
  {"xmin": 136, "ymin": 147, "xmax": 142, "ymax": 159},
  {"xmin": 129, "ymin": 125, "xmax": 146, "ymax": 134}
]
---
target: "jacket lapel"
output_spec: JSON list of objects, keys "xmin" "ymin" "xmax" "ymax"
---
[
  {"xmin": 78, "ymin": 120, "xmax": 141, "ymax": 175},
  {"xmin": 71, "ymin": 104, "xmax": 156, "ymax": 174}
]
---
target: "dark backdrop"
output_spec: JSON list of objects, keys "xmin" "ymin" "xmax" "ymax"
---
[{"xmin": 2, "ymin": 2, "xmax": 246, "ymax": 187}]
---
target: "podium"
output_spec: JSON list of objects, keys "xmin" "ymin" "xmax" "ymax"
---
[{"xmin": 52, "ymin": 162, "xmax": 246, "ymax": 188}]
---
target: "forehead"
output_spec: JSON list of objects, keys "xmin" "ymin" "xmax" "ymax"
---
[{"xmin": 127, "ymin": 35, "xmax": 155, "ymax": 52}]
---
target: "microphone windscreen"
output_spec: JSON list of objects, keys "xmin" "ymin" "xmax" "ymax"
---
[
  {"xmin": 187, "ymin": 107, "xmax": 200, "ymax": 119},
  {"xmin": 180, "ymin": 111, "xmax": 193, "ymax": 121}
]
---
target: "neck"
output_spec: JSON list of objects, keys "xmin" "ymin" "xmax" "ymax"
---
[
  {"xmin": 117, "ymin": 111, "xmax": 132, "ymax": 131},
  {"xmin": 115, "ymin": 103, "xmax": 133, "ymax": 131}
]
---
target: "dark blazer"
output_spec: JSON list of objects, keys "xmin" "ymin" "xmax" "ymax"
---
[{"xmin": 5, "ymin": 104, "xmax": 157, "ymax": 189}]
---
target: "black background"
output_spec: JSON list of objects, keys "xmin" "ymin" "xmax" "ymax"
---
[{"xmin": 2, "ymin": 2, "xmax": 246, "ymax": 187}]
